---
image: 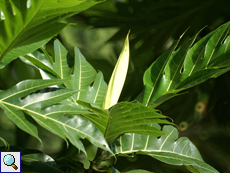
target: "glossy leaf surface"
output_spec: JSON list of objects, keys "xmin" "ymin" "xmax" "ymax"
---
[
  {"xmin": 111, "ymin": 125, "xmax": 219, "ymax": 173},
  {"xmin": 21, "ymin": 40, "xmax": 106, "ymax": 106},
  {"xmin": 21, "ymin": 153, "xmax": 63, "ymax": 173},
  {"xmin": 0, "ymin": 79, "xmax": 72, "ymax": 143},
  {"xmin": 142, "ymin": 22, "xmax": 230, "ymax": 106},
  {"xmin": 0, "ymin": 79, "xmax": 112, "ymax": 154},
  {"xmin": 0, "ymin": 0, "xmax": 103, "ymax": 68},
  {"xmin": 105, "ymin": 102, "xmax": 174, "ymax": 143},
  {"xmin": 21, "ymin": 40, "xmax": 173, "ymax": 144}
]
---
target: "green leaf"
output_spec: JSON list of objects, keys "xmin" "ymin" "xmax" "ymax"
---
[
  {"xmin": 22, "ymin": 153, "xmax": 55, "ymax": 163},
  {"xmin": 0, "ymin": 0, "xmax": 104, "ymax": 67},
  {"xmin": 142, "ymin": 39, "xmax": 180, "ymax": 106},
  {"xmin": 208, "ymin": 49, "xmax": 230, "ymax": 68},
  {"xmin": 19, "ymin": 88, "xmax": 77, "ymax": 109},
  {"xmin": 19, "ymin": 40, "xmax": 113, "ymax": 151},
  {"xmin": 20, "ymin": 49, "xmax": 59, "ymax": 78},
  {"xmin": 28, "ymin": 108, "xmax": 111, "ymax": 155},
  {"xmin": 110, "ymin": 125, "xmax": 219, "ymax": 173},
  {"xmin": 0, "ymin": 136, "xmax": 10, "ymax": 150},
  {"xmin": 77, "ymin": 100, "xmax": 108, "ymax": 133},
  {"xmin": 0, "ymin": 79, "xmax": 66, "ymax": 99},
  {"xmin": 77, "ymin": 100, "xmax": 174, "ymax": 142},
  {"xmin": 125, "ymin": 170, "xmax": 155, "ymax": 173},
  {"xmin": 20, "ymin": 39, "xmax": 73, "ymax": 80},
  {"xmin": 142, "ymin": 21, "xmax": 230, "ymax": 106},
  {"xmin": 21, "ymin": 40, "xmax": 107, "ymax": 107},
  {"xmin": 104, "ymin": 102, "xmax": 175, "ymax": 143},
  {"xmin": 112, "ymin": 168, "xmax": 155, "ymax": 173},
  {"xmin": 21, "ymin": 153, "xmax": 63, "ymax": 173},
  {"xmin": 21, "ymin": 40, "xmax": 109, "ymax": 133},
  {"xmin": 52, "ymin": 40, "xmax": 73, "ymax": 79},
  {"xmin": 80, "ymin": 72, "xmax": 108, "ymax": 107},
  {"xmin": 0, "ymin": 79, "xmax": 72, "ymax": 143},
  {"xmin": 176, "ymin": 67, "xmax": 230, "ymax": 89},
  {"xmin": 103, "ymin": 31, "xmax": 130, "ymax": 109},
  {"xmin": 202, "ymin": 22, "xmax": 230, "ymax": 68},
  {"xmin": 0, "ymin": 79, "xmax": 112, "ymax": 154},
  {"xmin": 18, "ymin": 39, "xmax": 170, "ymax": 153},
  {"xmin": 1, "ymin": 39, "xmax": 50, "ymax": 69}
]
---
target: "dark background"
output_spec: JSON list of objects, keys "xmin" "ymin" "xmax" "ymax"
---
[{"xmin": 1, "ymin": 0, "xmax": 230, "ymax": 172}]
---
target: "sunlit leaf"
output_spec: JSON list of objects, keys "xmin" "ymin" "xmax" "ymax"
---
[
  {"xmin": 103, "ymin": 31, "xmax": 130, "ymax": 109},
  {"xmin": 77, "ymin": 100, "xmax": 174, "ymax": 142},
  {"xmin": 0, "ymin": 0, "xmax": 104, "ymax": 68},
  {"xmin": 77, "ymin": 100, "xmax": 108, "ymax": 133},
  {"xmin": 104, "ymin": 102, "xmax": 174, "ymax": 143},
  {"xmin": 0, "ymin": 79, "xmax": 112, "ymax": 154},
  {"xmin": 21, "ymin": 40, "xmax": 107, "ymax": 107},
  {"xmin": 21, "ymin": 40, "xmax": 110, "ymax": 133},
  {"xmin": 0, "ymin": 79, "xmax": 72, "ymax": 143},
  {"xmin": 110, "ymin": 125, "xmax": 219, "ymax": 173},
  {"xmin": 28, "ymin": 108, "xmax": 111, "ymax": 155},
  {"xmin": 142, "ymin": 39, "xmax": 180, "ymax": 106},
  {"xmin": 142, "ymin": 21, "xmax": 230, "ymax": 106}
]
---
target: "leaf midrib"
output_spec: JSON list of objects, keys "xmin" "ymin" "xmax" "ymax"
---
[
  {"xmin": 0, "ymin": 101, "xmax": 37, "ymax": 137},
  {"xmin": 145, "ymin": 41, "xmax": 179, "ymax": 106},
  {"xmin": 117, "ymin": 148, "xmax": 204, "ymax": 164},
  {"xmin": 148, "ymin": 153, "xmax": 215, "ymax": 173},
  {"xmin": 0, "ymin": 80, "xmax": 61, "ymax": 101},
  {"xmin": 106, "ymin": 128, "xmax": 163, "ymax": 140},
  {"xmin": 0, "ymin": 0, "xmax": 46, "ymax": 60},
  {"xmin": 1, "ymin": 100, "xmax": 105, "ymax": 147},
  {"xmin": 21, "ymin": 90, "xmax": 75, "ymax": 108},
  {"xmin": 205, "ymin": 28, "xmax": 228, "ymax": 68}
]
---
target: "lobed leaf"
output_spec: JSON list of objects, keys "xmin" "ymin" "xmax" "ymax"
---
[
  {"xmin": 18, "ymin": 37, "xmax": 172, "ymax": 155},
  {"xmin": 0, "ymin": 79, "xmax": 112, "ymax": 154},
  {"xmin": 142, "ymin": 39, "xmax": 180, "ymax": 106},
  {"xmin": 0, "ymin": 79, "xmax": 73, "ymax": 143},
  {"xmin": 77, "ymin": 100, "xmax": 108, "ymax": 133},
  {"xmin": 21, "ymin": 40, "xmax": 109, "ymax": 133},
  {"xmin": 104, "ymin": 102, "xmax": 175, "ymax": 143},
  {"xmin": 21, "ymin": 40, "xmax": 106, "ymax": 107},
  {"xmin": 28, "ymin": 108, "xmax": 111, "ymax": 155},
  {"xmin": 110, "ymin": 125, "xmax": 219, "ymax": 173},
  {"xmin": 77, "ymin": 100, "xmax": 174, "ymax": 142},
  {"xmin": 0, "ymin": 0, "xmax": 104, "ymax": 68},
  {"xmin": 142, "ymin": 21, "xmax": 230, "ymax": 106}
]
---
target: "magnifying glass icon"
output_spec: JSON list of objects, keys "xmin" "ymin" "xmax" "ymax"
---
[{"xmin": 3, "ymin": 154, "xmax": 18, "ymax": 170}]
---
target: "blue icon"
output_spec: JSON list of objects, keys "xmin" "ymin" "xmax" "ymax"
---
[{"xmin": 3, "ymin": 154, "xmax": 18, "ymax": 170}]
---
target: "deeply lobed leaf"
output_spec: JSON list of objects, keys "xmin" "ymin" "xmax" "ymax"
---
[
  {"xmin": 0, "ymin": 78, "xmax": 112, "ymax": 154},
  {"xmin": 0, "ymin": 0, "xmax": 104, "ymax": 68},
  {"xmin": 21, "ymin": 39, "xmax": 175, "ymax": 148},
  {"xmin": 110, "ymin": 125, "xmax": 219, "ymax": 173},
  {"xmin": 21, "ymin": 40, "xmax": 109, "ymax": 133},
  {"xmin": 0, "ymin": 79, "xmax": 74, "ymax": 143},
  {"xmin": 142, "ymin": 21, "xmax": 230, "ymax": 106},
  {"xmin": 104, "ymin": 102, "xmax": 175, "ymax": 143}
]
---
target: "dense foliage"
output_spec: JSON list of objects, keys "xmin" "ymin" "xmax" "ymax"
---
[{"xmin": 0, "ymin": 0, "xmax": 230, "ymax": 172}]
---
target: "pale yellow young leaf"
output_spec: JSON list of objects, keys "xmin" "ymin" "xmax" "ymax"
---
[{"xmin": 102, "ymin": 31, "xmax": 130, "ymax": 109}]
